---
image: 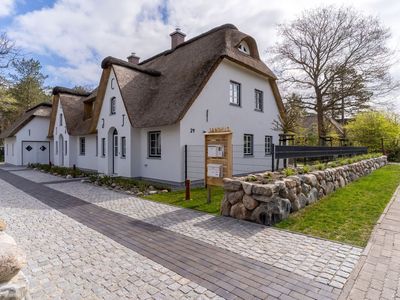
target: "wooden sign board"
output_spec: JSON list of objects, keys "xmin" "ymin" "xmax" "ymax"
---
[{"xmin": 204, "ymin": 128, "xmax": 233, "ymax": 188}]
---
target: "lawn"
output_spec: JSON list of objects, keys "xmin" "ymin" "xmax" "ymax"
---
[
  {"xmin": 276, "ymin": 164, "xmax": 400, "ymax": 247},
  {"xmin": 144, "ymin": 186, "xmax": 224, "ymax": 215}
]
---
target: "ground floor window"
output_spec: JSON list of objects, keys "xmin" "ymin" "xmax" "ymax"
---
[
  {"xmin": 65, "ymin": 141, "xmax": 68, "ymax": 156},
  {"xmin": 121, "ymin": 136, "xmax": 126, "ymax": 158},
  {"xmin": 55, "ymin": 141, "xmax": 58, "ymax": 155},
  {"xmin": 243, "ymin": 134, "xmax": 253, "ymax": 156},
  {"xmin": 101, "ymin": 138, "xmax": 106, "ymax": 157},
  {"xmin": 12, "ymin": 144, "xmax": 14, "ymax": 156},
  {"xmin": 79, "ymin": 137, "xmax": 86, "ymax": 155},
  {"xmin": 95, "ymin": 135, "xmax": 98, "ymax": 157},
  {"xmin": 265, "ymin": 136, "xmax": 272, "ymax": 155},
  {"xmin": 148, "ymin": 131, "xmax": 161, "ymax": 158},
  {"xmin": 6, "ymin": 144, "xmax": 8, "ymax": 155}
]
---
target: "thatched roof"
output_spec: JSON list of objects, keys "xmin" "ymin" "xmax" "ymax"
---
[
  {"xmin": 90, "ymin": 23, "xmax": 284, "ymax": 130},
  {"xmin": 48, "ymin": 87, "xmax": 96, "ymax": 137},
  {"xmin": 0, "ymin": 102, "xmax": 52, "ymax": 139}
]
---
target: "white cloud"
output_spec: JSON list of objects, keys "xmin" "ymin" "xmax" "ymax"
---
[
  {"xmin": 6, "ymin": 0, "xmax": 400, "ymax": 110},
  {"xmin": 0, "ymin": 0, "xmax": 15, "ymax": 18}
]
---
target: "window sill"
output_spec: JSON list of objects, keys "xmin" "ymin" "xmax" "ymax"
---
[
  {"xmin": 243, "ymin": 154, "xmax": 254, "ymax": 158},
  {"xmin": 229, "ymin": 103, "xmax": 241, "ymax": 107},
  {"xmin": 254, "ymin": 109, "xmax": 264, "ymax": 112},
  {"xmin": 147, "ymin": 156, "xmax": 161, "ymax": 160},
  {"xmin": 120, "ymin": 156, "xmax": 126, "ymax": 159}
]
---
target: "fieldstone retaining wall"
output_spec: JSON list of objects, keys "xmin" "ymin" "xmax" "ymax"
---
[
  {"xmin": 0, "ymin": 219, "xmax": 30, "ymax": 300},
  {"xmin": 221, "ymin": 156, "xmax": 387, "ymax": 226}
]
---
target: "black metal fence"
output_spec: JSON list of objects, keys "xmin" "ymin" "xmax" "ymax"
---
[{"xmin": 272, "ymin": 145, "xmax": 368, "ymax": 171}]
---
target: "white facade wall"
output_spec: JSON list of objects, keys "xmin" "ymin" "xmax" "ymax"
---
[
  {"xmin": 4, "ymin": 117, "xmax": 52, "ymax": 165},
  {"xmin": 180, "ymin": 59, "xmax": 280, "ymax": 181},
  {"xmin": 97, "ymin": 69, "xmax": 132, "ymax": 177},
  {"xmin": 75, "ymin": 134, "xmax": 97, "ymax": 171}
]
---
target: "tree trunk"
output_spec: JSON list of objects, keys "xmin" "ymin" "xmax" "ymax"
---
[{"xmin": 315, "ymin": 89, "xmax": 325, "ymax": 145}]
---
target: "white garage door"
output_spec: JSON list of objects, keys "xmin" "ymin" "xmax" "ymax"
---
[{"xmin": 22, "ymin": 141, "xmax": 50, "ymax": 165}]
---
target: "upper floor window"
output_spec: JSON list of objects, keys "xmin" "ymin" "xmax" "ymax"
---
[
  {"xmin": 148, "ymin": 131, "xmax": 161, "ymax": 158},
  {"xmin": 238, "ymin": 41, "xmax": 250, "ymax": 55},
  {"xmin": 59, "ymin": 113, "xmax": 63, "ymax": 126},
  {"xmin": 79, "ymin": 137, "xmax": 86, "ymax": 156},
  {"xmin": 121, "ymin": 137, "xmax": 126, "ymax": 158},
  {"xmin": 244, "ymin": 134, "xmax": 253, "ymax": 156},
  {"xmin": 110, "ymin": 97, "xmax": 116, "ymax": 115},
  {"xmin": 255, "ymin": 89, "xmax": 264, "ymax": 112},
  {"xmin": 229, "ymin": 81, "xmax": 241, "ymax": 106},
  {"xmin": 265, "ymin": 136, "xmax": 272, "ymax": 155}
]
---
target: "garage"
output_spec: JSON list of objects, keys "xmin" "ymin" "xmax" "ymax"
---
[{"xmin": 22, "ymin": 141, "xmax": 50, "ymax": 165}]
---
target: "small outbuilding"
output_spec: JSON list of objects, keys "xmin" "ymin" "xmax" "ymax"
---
[{"xmin": 0, "ymin": 102, "xmax": 53, "ymax": 165}]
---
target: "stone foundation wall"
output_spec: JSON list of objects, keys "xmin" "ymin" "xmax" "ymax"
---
[{"xmin": 221, "ymin": 156, "xmax": 387, "ymax": 226}]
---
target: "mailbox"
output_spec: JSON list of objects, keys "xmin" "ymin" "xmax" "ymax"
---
[
  {"xmin": 207, "ymin": 144, "xmax": 224, "ymax": 158},
  {"xmin": 207, "ymin": 163, "xmax": 223, "ymax": 178}
]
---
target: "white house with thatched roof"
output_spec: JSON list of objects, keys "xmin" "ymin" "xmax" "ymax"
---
[
  {"xmin": 47, "ymin": 24, "xmax": 285, "ymax": 185},
  {"xmin": 0, "ymin": 103, "xmax": 53, "ymax": 165}
]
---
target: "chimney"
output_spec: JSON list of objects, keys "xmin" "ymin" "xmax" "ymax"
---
[
  {"xmin": 170, "ymin": 28, "xmax": 186, "ymax": 49},
  {"xmin": 127, "ymin": 52, "xmax": 140, "ymax": 64}
]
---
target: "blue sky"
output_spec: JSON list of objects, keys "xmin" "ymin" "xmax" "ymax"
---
[{"xmin": 1, "ymin": 0, "xmax": 399, "ymax": 110}]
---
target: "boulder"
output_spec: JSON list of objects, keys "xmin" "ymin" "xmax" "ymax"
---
[
  {"xmin": 252, "ymin": 194, "xmax": 272, "ymax": 203},
  {"xmin": 66, "ymin": 174, "xmax": 73, "ymax": 179},
  {"xmin": 301, "ymin": 183, "xmax": 311, "ymax": 195},
  {"xmin": 252, "ymin": 184, "xmax": 275, "ymax": 196},
  {"xmin": 0, "ymin": 233, "xmax": 16, "ymax": 246},
  {"xmin": 241, "ymin": 182, "xmax": 253, "ymax": 195},
  {"xmin": 298, "ymin": 193, "xmax": 308, "ymax": 209},
  {"xmin": 325, "ymin": 182, "xmax": 334, "ymax": 194},
  {"xmin": 339, "ymin": 176, "xmax": 346, "ymax": 188},
  {"xmin": 287, "ymin": 188, "xmax": 297, "ymax": 202},
  {"xmin": 307, "ymin": 188, "xmax": 319, "ymax": 204},
  {"xmin": 230, "ymin": 203, "xmax": 251, "ymax": 220},
  {"xmin": 250, "ymin": 196, "xmax": 291, "ymax": 226},
  {"xmin": 0, "ymin": 271, "xmax": 29, "ymax": 300},
  {"xmin": 227, "ymin": 190, "xmax": 244, "ymax": 205},
  {"xmin": 303, "ymin": 174, "xmax": 318, "ymax": 187},
  {"xmin": 223, "ymin": 178, "xmax": 242, "ymax": 192},
  {"xmin": 220, "ymin": 196, "xmax": 231, "ymax": 217},
  {"xmin": 284, "ymin": 178, "xmax": 297, "ymax": 189},
  {"xmin": 242, "ymin": 195, "xmax": 259, "ymax": 210},
  {"xmin": 0, "ymin": 219, "xmax": 5, "ymax": 231},
  {"xmin": 0, "ymin": 243, "xmax": 26, "ymax": 283}
]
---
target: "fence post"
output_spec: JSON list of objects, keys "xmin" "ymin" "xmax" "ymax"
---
[
  {"xmin": 184, "ymin": 145, "xmax": 188, "ymax": 180},
  {"xmin": 271, "ymin": 144, "xmax": 275, "ymax": 172},
  {"xmin": 184, "ymin": 145, "xmax": 190, "ymax": 200}
]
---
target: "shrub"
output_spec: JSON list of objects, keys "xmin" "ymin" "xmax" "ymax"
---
[
  {"xmin": 283, "ymin": 168, "xmax": 296, "ymax": 176},
  {"xmin": 387, "ymin": 146, "xmax": 400, "ymax": 162}
]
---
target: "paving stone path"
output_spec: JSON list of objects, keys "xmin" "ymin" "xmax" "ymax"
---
[
  {"xmin": 0, "ymin": 167, "xmax": 364, "ymax": 299},
  {"xmin": 340, "ymin": 185, "xmax": 400, "ymax": 300}
]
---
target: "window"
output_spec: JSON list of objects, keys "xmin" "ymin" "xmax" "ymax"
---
[
  {"xmin": 121, "ymin": 137, "xmax": 126, "ymax": 158},
  {"xmin": 55, "ymin": 141, "xmax": 58, "ymax": 155},
  {"xmin": 265, "ymin": 136, "xmax": 272, "ymax": 155},
  {"xmin": 148, "ymin": 131, "xmax": 161, "ymax": 158},
  {"xmin": 238, "ymin": 41, "xmax": 250, "ymax": 54},
  {"xmin": 255, "ymin": 89, "xmax": 263, "ymax": 112},
  {"xmin": 65, "ymin": 141, "xmax": 68, "ymax": 156},
  {"xmin": 229, "ymin": 81, "xmax": 241, "ymax": 106},
  {"xmin": 11, "ymin": 143, "xmax": 14, "ymax": 156},
  {"xmin": 6, "ymin": 144, "xmax": 8, "ymax": 155},
  {"xmin": 59, "ymin": 113, "xmax": 63, "ymax": 126},
  {"xmin": 79, "ymin": 137, "xmax": 86, "ymax": 155},
  {"xmin": 95, "ymin": 135, "xmax": 98, "ymax": 157},
  {"xmin": 110, "ymin": 97, "xmax": 116, "ymax": 115},
  {"xmin": 113, "ymin": 134, "xmax": 118, "ymax": 157},
  {"xmin": 101, "ymin": 138, "xmax": 106, "ymax": 157},
  {"xmin": 243, "ymin": 134, "xmax": 253, "ymax": 156}
]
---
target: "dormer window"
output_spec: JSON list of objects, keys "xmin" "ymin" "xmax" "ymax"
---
[
  {"xmin": 110, "ymin": 97, "xmax": 116, "ymax": 115},
  {"xmin": 59, "ymin": 113, "xmax": 63, "ymax": 126},
  {"xmin": 238, "ymin": 41, "xmax": 250, "ymax": 55}
]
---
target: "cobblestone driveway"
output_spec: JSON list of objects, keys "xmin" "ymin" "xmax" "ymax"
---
[{"xmin": 0, "ymin": 167, "xmax": 364, "ymax": 299}]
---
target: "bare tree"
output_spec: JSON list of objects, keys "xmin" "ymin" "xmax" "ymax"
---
[
  {"xmin": 271, "ymin": 6, "xmax": 398, "ymax": 140},
  {"xmin": 272, "ymin": 93, "xmax": 304, "ymax": 134}
]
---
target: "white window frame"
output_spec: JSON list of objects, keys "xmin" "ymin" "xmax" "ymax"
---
[
  {"xmin": 255, "ymin": 89, "xmax": 264, "ymax": 112},
  {"xmin": 148, "ymin": 131, "xmax": 161, "ymax": 158},
  {"xmin": 265, "ymin": 136, "xmax": 273, "ymax": 155},
  {"xmin": 229, "ymin": 81, "xmax": 241, "ymax": 106},
  {"xmin": 244, "ymin": 134, "xmax": 253, "ymax": 156},
  {"xmin": 110, "ymin": 97, "xmax": 116, "ymax": 115},
  {"xmin": 79, "ymin": 137, "xmax": 86, "ymax": 156}
]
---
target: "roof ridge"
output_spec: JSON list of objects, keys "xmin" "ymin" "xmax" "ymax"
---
[
  {"xmin": 139, "ymin": 23, "xmax": 238, "ymax": 65},
  {"xmin": 101, "ymin": 56, "xmax": 161, "ymax": 76},
  {"xmin": 52, "ymin": 86, "xmax": 91, "ymax": 97},
  {"xmin": 25, "ymin": 102, "xmax": 52, "ymax": 113}
]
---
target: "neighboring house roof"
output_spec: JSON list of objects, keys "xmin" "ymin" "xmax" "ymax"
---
[
  {"xmin": 90, "ymin": 23, "xmax": 285, "ymax": 131},
  {"xmin": 0, "ymin": 102, "xmax": 52, "ymax": 139},
  {"xmin": 300, "ymin": 114, "xmax": 344, "ymax": 136}
]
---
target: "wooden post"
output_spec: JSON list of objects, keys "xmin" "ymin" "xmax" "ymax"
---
[{"xmin": 185, "ymin": 179, "xmax": 191, "ymax": 201}]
